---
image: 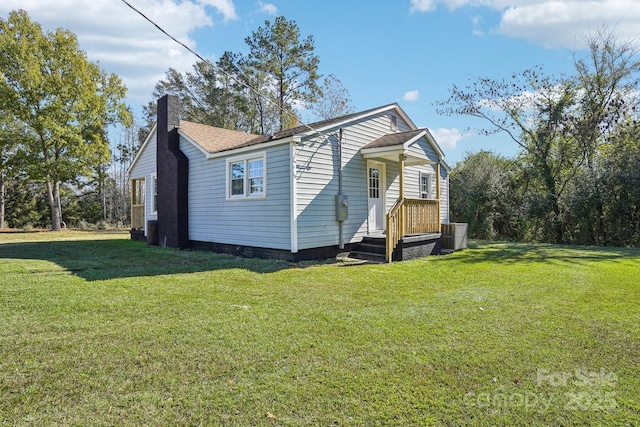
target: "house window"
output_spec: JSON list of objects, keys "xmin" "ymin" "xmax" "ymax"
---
[
  {"xmin": 369, "ymin": 168, "xmax": 380, "ymax": 199},
  {"xmin": 230, "ymin": 161, "xmax": 245, "ymax": 196},
  {"xmin": 151, "ymin": 174, "xmax": 158, "ymax": 213},
  {"xmin": 420, "ymin": 172, "xmax": 432, "ymax": 199},
  {"xmin": 248, "ymin": 159, "xmax": 264, "ymax": 195},
  {"xmin": 228, "ymin": 154, "xmax": 266, "ymax": 199}
]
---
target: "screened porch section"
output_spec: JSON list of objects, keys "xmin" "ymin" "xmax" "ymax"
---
[{"xmin": 131, "ymin": 178, "xmax": 145, "ymax": 230}]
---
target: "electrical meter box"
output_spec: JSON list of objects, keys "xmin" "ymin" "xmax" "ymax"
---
[{"xmin": 335, "ymin": 194, "xmax": 349, "ymax": 221}]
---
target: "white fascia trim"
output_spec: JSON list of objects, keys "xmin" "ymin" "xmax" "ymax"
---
[
  {"xmin": 440, "ymin": 159, "xmax": 452, "ymax": 173},
  {"xmin": 423, "ymin": 128, "xmax": 446, "ymax": 160},
  {"xmin": 361, "ymin": 145, "xmax": 434, "ymax": 166},
  {"xmin": 127, "ymin": 124, "xmax": 157, "ymax": 176},
  {"xmin": 205, "ymin": 136, "xmax": 293, "ymax": 159},
  {"xmin": 401, "ymin": 130, "xmax": 429, "ymax": 150},
  {"xmin": 289, "ymin": 142, "xmax": 298, "ymax": 253},
  {"xmin": 361, "ymin": 147, "xmax": 405, "ymax": 158},
  {"xmin": 394, "ymin": 105, "xmax": 419, "ymax": 130}
]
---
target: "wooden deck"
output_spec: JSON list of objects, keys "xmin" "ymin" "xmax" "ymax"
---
[{"xmin": 386, "ymin": 198, "xmax": 440, "ymax": 262}]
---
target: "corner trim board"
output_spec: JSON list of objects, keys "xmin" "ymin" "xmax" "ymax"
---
[{"xmin": 290, "ymin": 142, "xmax": 298, "ymax": 253}]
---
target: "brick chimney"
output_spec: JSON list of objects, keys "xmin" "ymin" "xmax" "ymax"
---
[{"xmin": 156, "ymin": 94, "xmax": 189, "ymax": 249}]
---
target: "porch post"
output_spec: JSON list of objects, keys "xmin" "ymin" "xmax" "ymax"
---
[
  {"xmin": 435, "ymin": 162, "xmax": 441, "ymax": 200},
  {"xmin": 130, "ymin": 180, "xmax": 135, "ymax": 229},
  {"xmin": 436, "ymin": 163, "xmax": 441, "ymax": 232},
  {"xmin": 399, "ymin": 154, "xmax": 405, "ymax": 236},
  {"xmin": 399, "ymin": 154, "xmax": 405, "ymax": 199}
]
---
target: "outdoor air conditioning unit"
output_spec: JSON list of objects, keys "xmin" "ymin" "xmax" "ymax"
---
[{"xmin": 441, "ymin": 223, "xmax": 468, "ymax": 251}]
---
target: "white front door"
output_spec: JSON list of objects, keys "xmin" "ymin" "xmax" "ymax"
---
[{"xmin": 367, "ymin": 161, "xmax": 385, "ymax": 232}]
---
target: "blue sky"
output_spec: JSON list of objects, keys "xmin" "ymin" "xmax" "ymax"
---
[{"xmin": 1, "ymin": 0, "xmax": 639, "ymax": 164}]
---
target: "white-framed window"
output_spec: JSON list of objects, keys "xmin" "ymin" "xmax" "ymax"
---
[
  {"xmin": 151, "ymin": 174, "xmax": 158, "ymax": 213},
  {"xmin": 420, "ymin": 172, "xmax": 432, "ymax": 199},
  {"xmin": 227, "ymin": 153, "xmax": 266, "ymax": 199}
]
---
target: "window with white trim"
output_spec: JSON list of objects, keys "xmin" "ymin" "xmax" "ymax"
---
[
  {"xmin": 228, "ymin": 154, "xmax": 266, "ymax": 199},
  {"xmin": 420, "ymin": 172, "xmax": 432, "ymax": 199},
  {"xmin": 151, "ymin": 174, "xmax": 158, "ymax": 213}
]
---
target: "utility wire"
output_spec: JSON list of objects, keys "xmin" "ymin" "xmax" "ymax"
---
[{"xmin": 119, "ymin": 0, "xmax": 326, "ymax": 139}]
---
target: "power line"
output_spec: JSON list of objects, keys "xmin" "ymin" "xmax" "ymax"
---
[{"xmin": 119, "ymin": 0, "xmax": 325, "ymax": 138}]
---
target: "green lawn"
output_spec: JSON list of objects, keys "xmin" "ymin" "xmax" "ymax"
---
[{"xmin": 1, "ymin": 230, "xmax": 638, "ymax": 426}]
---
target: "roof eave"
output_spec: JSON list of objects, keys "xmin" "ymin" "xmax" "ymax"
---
[
  {"xmin": 204, "ymin": 136, "xmax": 296, "ymax": 159},
  {"xmin": 361, "ymin": 144, "xmax": 434, "ymax": 166},
  {"xmin": 296, "ymin": 104, "xmax": 407, "ymax": 138}
]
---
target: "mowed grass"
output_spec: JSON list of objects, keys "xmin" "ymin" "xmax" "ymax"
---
[{"xmin": 0, "ymin": 231, "xmax": 638, "ymax": 426}]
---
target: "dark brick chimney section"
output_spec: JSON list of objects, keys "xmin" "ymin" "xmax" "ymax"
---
[{"xmin": 156, "ymin": 94, "xmax": 189, "ymax": 249}]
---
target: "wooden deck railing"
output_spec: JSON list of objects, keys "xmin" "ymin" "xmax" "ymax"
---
[
  {"xmin": 131, "ymin": 205, "xmax": 145, "ymax": 230},
  {"xmin": 386, "ymin": 198, "xmax": 440, "ymax": 262},
  {"xmin": 386, "ymin": 198, "xmax": 404, "ymax": 263}
]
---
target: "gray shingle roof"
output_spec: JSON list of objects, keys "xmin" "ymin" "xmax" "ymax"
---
[
  {"xmin": 362, "ymin": 129, "xmax": 426, "ymax": 150},
  {"xmin": 179, "ymin": 121, "xmax": 257, "ymax": 153},
  {"xmin": 178, "ymin": 104, "xmax": 399, "ymax": 154}
]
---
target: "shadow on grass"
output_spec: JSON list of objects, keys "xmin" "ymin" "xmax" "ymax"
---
[
  {"xmin": 0, "ymin": 238, "xmax": 304, "ymax": 281},
  {"xmin": 457, "ymin": 240, "xmax": 640, "ymax": 266}
]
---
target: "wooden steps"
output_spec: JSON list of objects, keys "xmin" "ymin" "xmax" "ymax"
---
[{"xmin": 349, "ymin": 236, "xmax": 387, "ymax": 263}]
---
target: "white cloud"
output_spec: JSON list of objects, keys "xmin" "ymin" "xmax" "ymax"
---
[
  {"xmin": 410, "ymin": 0, "xmax": 470, "ymax": 12},
  {"xmin": 255, "ymin": 1, "xmax": 278, "ymax": 15},
  {"xmin": 199, "ymin": 0, "xmax": 238, "ymax": 21},
  {"xmin": 410, "ymin": 0, "xmax": 437, "ymax": 12},
  {"xmin": 497, "ymin": 1, "xmax": 640, "ymax": 48},
  {"xmin": 471, "ymin": 15, "xmax": 484, "ymax": 36},
  {"xmin": 403, "ymin": 90, "xmax": 420, "ymax": 102},
  {"xmin": 0, "ymin": 0, "xmax": 235, "ymax": 107},
  {"xmin": 429, "ymin": 127, "xmax": 468, "ymax": 149},
  {"xmin": 409, "ymin": 0, "xmax": 640, "ymax": 48}
]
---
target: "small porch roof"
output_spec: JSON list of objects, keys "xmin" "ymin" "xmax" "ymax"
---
[{"xmin": 360, "ymin": 129, "xmax": 441, "ymax": 165}]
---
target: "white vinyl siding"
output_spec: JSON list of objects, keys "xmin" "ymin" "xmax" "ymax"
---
[
  {"xmin": 182, "ymin": 138, "xmax": 291, "ymax": 250},
  {"xmin": 440, "ymin": 167, "xmax": 450, "ymax": 223},
  {"xmin": 293, "ymin": 108, "xmax": 450, "ymax": 251},
  {"xmin": 294, "ymin": 111, "xmax": 411, "ymax": 250}
]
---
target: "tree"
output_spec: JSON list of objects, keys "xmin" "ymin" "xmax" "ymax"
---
[
  {"xmin": 438, "ymin": 68, "xmax": 580, "ymax": 242},
  {"xmin": 311, "ymin": 74, "xmax": 355, "ymax": 120},
  {"xmin": 0, "ymin": 112, "xmax": 20, "ymax": 229},
  {"xmin": 140, "ymin": 53, "xmax": 257, "ymax": 142},
  {"xmin": 0, "ymin": 10, "xmax": 131, "ymax": 230},
  {"xmin": 569, "ymin": 28, "xmax": 640, "ymax": 243},
  {"xmin": 244, "ymin": 16, "xmax": 321, "ymax": 131},
  {"xmin": 439, "ymin": 28, "xmax": 640, "ymax": 245},
  {"xmin": 450, "ymin": 151, "xmax": 520, "ymax": 240}
]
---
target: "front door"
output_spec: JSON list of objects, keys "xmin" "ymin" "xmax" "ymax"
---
[{"xmin": 367, "ymin": 161, "xmax": 385, "ymax": 232}]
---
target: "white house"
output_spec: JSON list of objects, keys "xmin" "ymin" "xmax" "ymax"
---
[{"xmin": 128, "ymin": 95, "xmax": 450, "ymax": 262}]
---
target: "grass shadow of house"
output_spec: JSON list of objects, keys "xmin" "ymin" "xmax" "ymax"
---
[
  {"xmin": 454, "ymin": 241, "xmax": 640, "ymax": 266},
  {"xmin": 0, "ymin": 238, "xmax": 307, "ymax": 282}
]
